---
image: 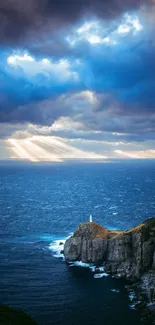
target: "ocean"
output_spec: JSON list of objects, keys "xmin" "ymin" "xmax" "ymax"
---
[{"xmin": 0, "ymin": 160, "xmax": 155, "ymax": 325}]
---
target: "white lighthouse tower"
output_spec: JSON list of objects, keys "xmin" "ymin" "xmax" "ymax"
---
[{"xmin": 89, "ymin": 215, "xmax": 93, "ymax": 222}]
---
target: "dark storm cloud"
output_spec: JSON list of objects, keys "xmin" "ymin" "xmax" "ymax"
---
[
  {"xmin": 0, "ymin": 0, "xmax": 155, "ymax": 143},
  {"xmin": 77, "ymin": 35, "xmax": 155, "ymax": 114},
  {"xmin": 0, "ymin": 32, "xmax": 155, "ymax": 140},
  {"xmin": 0, "ymin": 0, "xmax": 152, "ymax": 46},
  {"xmin": 0, "ymin": 123, "xmax": 27, "ymax": 139},
  {"xmin": 1, "ymin": 28, "xmax": 155, "ymax": 122},
  {"xmin": 0, "ymin": 52, "xmax": 81, "ymax": 125}
]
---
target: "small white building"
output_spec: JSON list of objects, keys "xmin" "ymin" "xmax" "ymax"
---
[{"xmin": 90, "ymin": 215, "xmax": 93, "ymax": 222}]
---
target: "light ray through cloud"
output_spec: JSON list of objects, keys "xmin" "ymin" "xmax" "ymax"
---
[
  {"xmin": 8, "ymin": 139, "xmax": 38, "ymax": 162},
  {"xmin": 0, "ymin": 1, "xmax": 155, "ymax": 162},
  {"xmin": 114, "ymin": 150, "xmax": 155, "ymax": 158},
  {"xmin": 7, "ymin": 136, "xmax": 105, "ymax": 162}
]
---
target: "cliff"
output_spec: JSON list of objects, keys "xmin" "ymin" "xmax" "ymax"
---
[
  {"xmin": 64, "ymin": 218, "xmax": 155, "ymax": 312},
  {"xmin": 64, "ymin": 218, "xmax": 155, "ymax": 280},
  {"xmin": 64, "ymin": 222, "xmax": 121, "ymax": 265}
]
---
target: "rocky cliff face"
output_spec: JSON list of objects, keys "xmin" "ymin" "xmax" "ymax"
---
[
  {"xmin": 64, "ymin": 222, "xmax": 120, "ymax": 264},
  {"xmin": 64, "ymin": 218, "xmax": 155, "ymax": 322},
  {"xmin": 64, "ymin": 218, "xmax": 155, "ymax": 281}
]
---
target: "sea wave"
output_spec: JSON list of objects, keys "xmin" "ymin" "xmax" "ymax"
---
[
  {"xmin": 128, "ymin": 289, "xmax": 140, "ymax": 310},
  {"xmin": 69, "ymin": 261, "xmax": 109, "ymax": 278},
  {"xmin": 94, "ymin": 273, "xmax": 109, "ymax": 279},
  {"xmin": 48, "ymin": 233, "xmax": 73, "ymax": 259},
  {"xmin": 69, "ymin": 261, "xmax": 91, "ymax": 268},
  {"xmin": 49, "ymin": 235, "xmax": 109, "ymax": 278},
  {"xmin": 49, "ymin": 239, "xmax": 65, "ymax": 259}
]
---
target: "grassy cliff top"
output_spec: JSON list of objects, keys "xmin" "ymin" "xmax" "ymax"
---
[
  {"xmin": 73, "ymin": 218, "xmax": 155, "ymax": 240},
  {"xmin": 126, "ymin": 217, "xmax": 155, "ymax": 233},
  {"xmin": 73, "ymin": 222, "xmax": 121, "ymax": 240},
  {"xmin": 125, "ymin": 217, "xmax": 155, "ymax": 241}
]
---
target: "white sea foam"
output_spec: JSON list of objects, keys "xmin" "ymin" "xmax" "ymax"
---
[
  {"xmin": 128, "ymin": 290, "xmax": 139, "ymax": 310},
  {"xmin": 94, "ymin": 273, "xmax": 109, "ymax": 278},
  {"xmin": 49, "ymin": 239, "xmax": 65, "ymax": 259},
  {"xmin": 129, "ymin": 303, "xmax": 136, "ymax": 310},
  {"xmin": 90, "ymin": 266, "xmax": 105, "ymax": 273},
  {"xmin": 94, "ymin": 204, "xmax": 102, "ymax": 209},
  {"xmin": 129, "ymin": 290, "xmax": 136, "ymax": 301},
  {"xmin": 48, "ymin": 233, "xmax": 73, "ymax": 259},
  {"xmin": 111, "ymin": 289, "xmax": 120, "ymax": 293},
  {"xmin": 109, "ymin": 206, "xmax": 118, "ymax": 210},
  {"xmin": 129, "ymin": 300, "xmax": 141, "ymax": 310},
  {"xmin": 49, "ymin": 235, "xmax": 109, "ymax": 279},
  {"xmin": 69, "ymin": 261, "xmax": 91, "ymax": 268},
  {"xmin": 69, "ymin": 262, "xmax": 108, "ymax": 278},
  {"xmin": 89, "ymin": 266, "xmax": 96, "ymax": 272}
]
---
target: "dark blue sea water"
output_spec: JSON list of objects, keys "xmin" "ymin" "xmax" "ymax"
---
[{"xmin": 0, "ymin": 160, "xmax": 155, "ymax": 325}]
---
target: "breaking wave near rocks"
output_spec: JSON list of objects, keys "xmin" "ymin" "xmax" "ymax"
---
[{"xmin": 49, "ymin": 235, "xmax": 109, "ymax": 278}]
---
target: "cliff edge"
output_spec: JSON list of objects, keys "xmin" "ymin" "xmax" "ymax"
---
[
  {"xmin": 64, "ymin": 218, "xmax": 155, "ymax": 280},
  {"xmin": 64, "ymin": 218, "xmax": 155, "ymax": 314}
]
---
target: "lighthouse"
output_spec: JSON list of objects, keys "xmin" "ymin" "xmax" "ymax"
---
[{"xmin": 89, "ymin": 215, "xmax": 93, "ymax": 222}]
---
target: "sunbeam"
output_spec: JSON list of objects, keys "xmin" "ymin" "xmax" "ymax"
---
[{"xmin": 7, "ymin": 136, "xmax": 104, "ymax": 162}]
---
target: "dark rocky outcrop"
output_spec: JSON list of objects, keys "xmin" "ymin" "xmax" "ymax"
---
[
  {"xmin": 64, "ymin": 222, "xmax": 121, "ymax": 264},
  {"xmin": 64, "ymin": 218, "xmax": 155, "ymax": 319},
  {"xmin": 64, "ymin": 218, "xmax": 155, "ymax": 281},
  {"xmin": 0, "ymin": 305, "xmax": 38, "ymax": 325}
]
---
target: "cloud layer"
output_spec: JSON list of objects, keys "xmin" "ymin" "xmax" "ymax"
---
[
  {"xmin": 0, "ymin": 0, "xmax": 151, "ymax": 45},
  {"xmin": 0, "ymin": 0, "xmax": 155, "ymax": 159}
]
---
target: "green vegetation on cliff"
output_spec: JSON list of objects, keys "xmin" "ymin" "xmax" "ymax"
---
[{"xmin": 0, "ymin": 305, "xmax": 38, "ymax": 325}]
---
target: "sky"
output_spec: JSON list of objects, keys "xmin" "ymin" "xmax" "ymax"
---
[{"xmin": 0, "ymin": 0, "xmax": 155, "ymax": 162}]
